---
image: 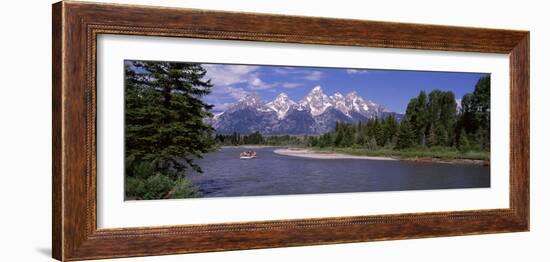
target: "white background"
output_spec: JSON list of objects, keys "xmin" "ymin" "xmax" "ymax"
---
[
  {"xmin": 98, "ymin": 35, "xmax": 509, "ymax": 228},
  {"xmin": 0, "ymin": 0, "xmax": 547, "ymax": 261}
]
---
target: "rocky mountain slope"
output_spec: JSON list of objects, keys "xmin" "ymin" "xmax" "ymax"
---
[{"xmin": 212, "ymin": 86, "xmax": 403, "ymax": 134}]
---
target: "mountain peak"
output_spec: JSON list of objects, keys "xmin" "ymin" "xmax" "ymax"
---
[
  {"xmin": 239, "ymin": 93, "xmax": 261, "ymax": 101},
  {"xmin": 276, "ymin": 92, "xmax": 289, "ymax": 99},
  {"xmin": 266, "ymin": 93, "xmax": 296, "ymax": 119},
  {"xmin": 213, "ymin": 87, "xmax": 403, "ymax": 134},
  {"xmin": 331, "ymin": 92, "xmax": 350, "ymax": 116},
  {"xmin": 311, "ymin": 85, "xmax": 323, "ymax": 93},
  {"xmin": 226, "ymin": 93, "xmax": 265, "ymax": 112},
  {"xmin": 346, "ymin": 91, "xmax": 359, "ymax": 98},
  {"xmin": 271, "ymin": 92, "xmax": 294, "ymax": 104},
  {"xmin": 300, "ymin": 86, "xmax": 333, "ymax": 116},
  {"xmin": 332, "ymin": 92, "xmax": 344, "ymax": 99}
]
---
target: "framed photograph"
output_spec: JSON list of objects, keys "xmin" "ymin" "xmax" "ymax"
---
[{"xmin": 52, "ymin": 1, "xmax": 529, "ymax": 261}]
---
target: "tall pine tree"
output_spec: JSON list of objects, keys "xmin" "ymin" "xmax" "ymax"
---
[
  {"xmin": 396, "ymin": 120, "xmax": 416, "ymax": 149},
  {"xmin": 125, "ymin": 60, "xmax": 215, "ymax": 178}
]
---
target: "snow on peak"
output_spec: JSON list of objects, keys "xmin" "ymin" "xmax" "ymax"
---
[
  {"xmin": 275, "ymin": 92, "xmax": 290, "ymax": 101},
  {"xmin": 300, "ymin": 86, "xmax": 333, "ymax": 116},
  {"xmin": 332, "ymin": 92, "xmax": 344, "ymax": 99},
  {"xmin": 227, "ymin": 94, "xmax": 265, "ymax": 112},
  {"xmin": 222, "ymin": 86, "xmax": 388, "ymax": 120},
  {"xmin": 266, "ymin": 93, "xmax": 297, "ymax": 119},
  {"xmin": 346, "ymin": 91, "xmax": 359, "ymax": 99},
  {"xmin": 344, "ymin": 92, "xmax": 366, "ymax": 113},
  {"xmin": 311, "ymin": 85, "xmax": 323, "ymax": 93},
  {"xmin": 330, "ymin": 92, "xmax": 350, "ymax": 116},
  {"xmin": 212, "ymin": 111, "xmax": 224, "ymax": 120},
  {"xmin": 238, "ymin": 93, "xmax": 262, "ymax": 104}
]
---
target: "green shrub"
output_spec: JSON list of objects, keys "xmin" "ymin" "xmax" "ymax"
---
[
  {"xmin": 125, "ymin": 176, "xmax": 146, "ymax": 200},
  {"xmin": 171, "ymin": 178, "xmax": 200, "ymax": 199},
  {"xmin": 125, "ymin": 160, "xmax": 200, "ymax": 200},
  {"xmin": 126, "ymin": 174, "xmax": 175, "ymax": 200},
  {"xmin": 144, "ymin": 174, "xmax": 175, "ymax": 199},
  {"xmin": 132, "ymin": 161, "xmax": 156, "ymax": 179}
]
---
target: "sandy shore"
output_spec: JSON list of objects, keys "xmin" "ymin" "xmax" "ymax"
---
[
  {"xmin": 273, "ymin": 148, "xmax": 397, "ymax": 161},
  {"xmin": 222, "ymin": 145, "xmax": 279, "ymax": 149},
  {"xmin": 404, "ymin": 157, "xmax": 489, "ymax": 165},
  {"xmin": 274, "ymin": 148, "xmax": 489, "ymax": 165}
]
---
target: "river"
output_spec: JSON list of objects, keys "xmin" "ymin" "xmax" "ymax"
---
[{"xmin": 187, "ymin": 147, "xmax": 490, "ymax": 198}]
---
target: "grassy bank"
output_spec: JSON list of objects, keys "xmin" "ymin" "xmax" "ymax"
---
[{"xmin": 310, "ymin": 146, "xmax": 489, "ymax": 161}]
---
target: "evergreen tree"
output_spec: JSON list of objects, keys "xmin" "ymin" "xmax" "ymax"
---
[
  {"xmin": 426, "ymin": 90, "xmax": 456, "ymax": 147},
  {"xmin": 472, "ymin": 76, "xmax": 490, "ymax": 150},
  {"xmin": 333, "ymin": 122, "xmax": 344, "ymax": 147},
  {"xmin": 396, "ymin": 120, "xmax": 415, "ymax": 149},
  {"xmin": 319, "ymin": 133, "xmax": 333, "ymax": 148},
  {"xmin": 372, "ymin": 118, "xmax": 384, "ymax": 147},
  {"xmin": 458, "ymin": 129, "xmax": 470, "ymax": 152},
  {"xmin": 434, "ymin": 123, "xmax": 448, "ymax": 146},
  {"xmin": 402, "ymin": 89, "xmax": 458, "ymax": 148},
  {"xmin": 383, "ymin": 115, "xmax": 399, "ymax": 146},
  {"xmin": 308, "ymin": 136, "xmax": 319, "ymax": 147},
  {"xmin": 366, "ymin": 136, "xmax": 378, "ymax": 150},
  {"xmin": 426, "ymin": 125, "xmax": 437, "ymax": 147},
  {"xmin": 405, "ymin": 91, "xmax": 429, "ymax": 146},
  {"xmin": 457, "ymin": 76, "xmax": 490, "ymax": 150},
  {"xmin": 355, "ymin": 131, "xmax": 366, "ymax": 146},
  {"xmin": 125, "ymin": 60, "xmax": 215, "ymax": 177}
]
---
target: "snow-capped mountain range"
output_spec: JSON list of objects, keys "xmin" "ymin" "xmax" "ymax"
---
[{"xmin": 212, "ymin": 86, "xmax": 403, "ymax": 135}]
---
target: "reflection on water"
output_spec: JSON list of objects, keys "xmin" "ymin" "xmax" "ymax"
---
[{"xmin": 187, "ymin": 147, "xmax": 490, "ymax": 198}]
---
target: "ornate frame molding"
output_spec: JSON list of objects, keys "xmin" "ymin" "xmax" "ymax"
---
[{"xmin": 53, "ymin": 1, "xmax": 529, "ymax": 261}]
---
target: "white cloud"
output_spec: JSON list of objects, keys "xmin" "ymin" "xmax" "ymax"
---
[
  {"xmin": 273, "ymin": 68, "xmax": 292, "ymax": 75},
  {"xmin": 204, "ymin": 64, "xmax": 280, "ymax": 91},
  {"xmin": 203, "ymin": 64, "xmax": 259, "ymax": 86},
  {"xmin": 248, "ymin": 74, "xmax": 276, "ymax": 90},
  {"xmin": 211, "ymin": 102, "xmax": 235, "ymax": 111},
  {"xmin": 224, "ymin": 86, "xmax": 249, "ymax": 99},
  {"xmin": 281, "ymin": 82, "xmax": 303, "ymax": 89},
  {"xmin": 250, "ymin": 77, "xmax": 264, "ymax": 87},
  {"xmin": 202, "ymin": 64, "xmax": 322, "ymax": 109},
  {"xmin": 208, "ymin": 85, "xmax": 250, "ymax": 102},
  {"xmin": 346, "ymin": 69, "xmax": 369, "ymax": 74},
  {"xmin": 202, "ymin": 64, "xmax": 268, "ymax": 110},
  {"xmin": 303, "ymin": 71, "xmax": 322, "ymax": 81},
  {"xmin": 272, "ymin": 67, "xmax": 323, "ymax": 81}
]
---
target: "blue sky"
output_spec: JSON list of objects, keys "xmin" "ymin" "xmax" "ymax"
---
[{"xmin": 132, "ymin": 61, "xmax": 488, "ymax": 114}]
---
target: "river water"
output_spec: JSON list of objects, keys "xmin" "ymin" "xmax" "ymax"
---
[{"xmin": 187, "ymin": 147, "xmax": 490, "ymax": 198}]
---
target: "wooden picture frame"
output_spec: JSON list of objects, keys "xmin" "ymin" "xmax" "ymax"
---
[{"xmin": 52, "ymin": 1, "xmax": 529, "ymax": 261}]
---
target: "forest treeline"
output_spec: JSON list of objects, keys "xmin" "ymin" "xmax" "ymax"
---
[{"xmin": 216, "ymin": 76, "xmax": 490, "ymax": 153}]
